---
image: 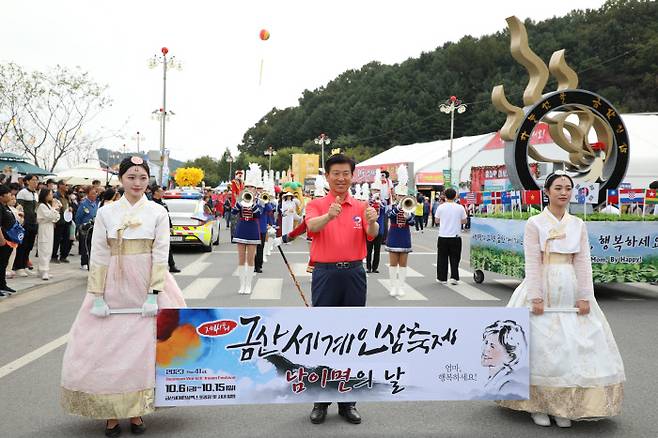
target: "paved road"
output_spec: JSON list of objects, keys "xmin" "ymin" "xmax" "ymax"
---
[{"xmin": 0, "ymin": 227, "xmax": 656, "ymax": 437}]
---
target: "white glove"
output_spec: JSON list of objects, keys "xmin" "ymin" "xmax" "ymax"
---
[
  {"xmin": 267, "ymin": 227, "xmax": 277, "ymax": 238},
  {"xmin": 271, "ymin": 237, "xmax": 283, "ymax": 248},
  {"xmin": 141, "ymin": 293, "xmax": 159, "ymax": 317},
  {"xmin": 90, "ymin": 296, "xmax": 110, "ymax": 317}
]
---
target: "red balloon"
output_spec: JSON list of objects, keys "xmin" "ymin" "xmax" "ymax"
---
[
  {"xmin": 450, "ymin": 95, "xmax": 457, "ymax": 102},
  {"xmin": 259, "ymin": 29, "xmax": 270, "ymax": 41},
  {"xmin": 161, "ymin": 47, "xmax": 169, "ymax": 55}
]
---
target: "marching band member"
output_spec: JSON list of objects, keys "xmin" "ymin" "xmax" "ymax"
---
[
  {"xmin": 385, "ymin": 165, "xmax": 414, "ymax": 297},
  {"xmin": 254, "ymin": 180, "xmax": 274, "ymax": 273},
  {"xmin": 61, "ymin": 157, "xmax": 186, "ymax": 437},
  {"xmin": 498, "ymin": 172, "xmax": 625, "ymax": 427},
  {"xmin": 232, "ymin": 163, "xmax": 262, "ymax": 294},
  {"xmin": 366, "ymin": 173, "xmax": 386, "ymax": 274}
]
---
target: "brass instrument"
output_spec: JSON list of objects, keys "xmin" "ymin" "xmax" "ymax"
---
[
  {"xmin": 399, "ymin": 196, "xmax": 417, "ymax": 215},
  {"xmin": 240, "ymin": 190, "xmax": 255, "ymax": 208},
  {"xmin": 259, "ymin": 192, "xmax": 271, "ymax": 204}
]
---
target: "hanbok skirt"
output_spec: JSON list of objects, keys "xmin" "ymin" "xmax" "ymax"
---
[
  {"xmin": 497, "ymin": 263, "xmax": 625, "ymax": 420},
  {"xmin": 61, "ymin": 250, "xmax": 186, "ymax": 419},
  {"xmin": 232, "ymin": 219, "xmax": 261, "ymax": 245},
  {"xmin": 385, "ymin": 226, "xmax": 412, "ymax": 253}
]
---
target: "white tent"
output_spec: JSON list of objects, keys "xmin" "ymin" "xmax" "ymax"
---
[{"xmin": 56, "ymin": 160, "xmax": 119, "ymax": 186}]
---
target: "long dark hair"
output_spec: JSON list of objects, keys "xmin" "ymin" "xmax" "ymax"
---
[
  {"xmin": 100, "ymin": 188, "xmax": 116, "ymax": 207},
  {"xmin": 38, "ymin": 188, "xmax": 52, "ymax": 205}
]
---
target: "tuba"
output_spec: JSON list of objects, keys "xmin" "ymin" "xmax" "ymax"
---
[
  {"xmin": 399, "ymin": 196, "xmax": 417, "ymax": 215},
  {"xmin": 240, "ymin": 190, "xmax": 255, "ymax": 208}
]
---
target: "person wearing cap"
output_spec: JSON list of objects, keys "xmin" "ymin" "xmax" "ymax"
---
[
  {"xmin": 305, "ymin": 153, "xmax": 379, "ymax": 426},
  {"xmin": 280, "ymin": 191, "xmax": 300, "ymax": 237},
  {"xmin": 384, "ymin": 167, "xmax": 415, "ymax": 297},
  {"xmin": 53, "ymin": 180, "xmax": 73, "ymax": 263},
  {"xmin": 231, "ymin": 164, "xmax": 262, "ymax": 294},
  {"xmin": 254, "ymin": 182, "xmax": 273, "ymax": 273},
  {"xmin": 366, "ymin": 178, "xmax": 386, "ymax": 274}
]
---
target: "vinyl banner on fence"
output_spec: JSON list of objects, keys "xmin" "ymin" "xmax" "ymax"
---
[
  {"xmin": 470, "ymin": 218, "xmax": 658, "ymax": 282},
  {"xmin": 155, "ymin": 307, "xmax": 530, "ymax": 407}
]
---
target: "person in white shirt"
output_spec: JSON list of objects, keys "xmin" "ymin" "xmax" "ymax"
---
[
  {"xmin": 434, "ymin": 188, "xmax": 467, "ymax": 284},
  {"xmin": 599, "ymin": 204, "xmax": 621, "ymax": 215}
]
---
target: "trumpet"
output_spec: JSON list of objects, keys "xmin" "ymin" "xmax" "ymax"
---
[
  {"xmin": 240, "ymin": 190, "xmax": 255, "ymax": 208},
  {"xmin": 398, "ymin": 196, "xmax": 417, "ymax": 215},
  {"xmin": 258, "ymin": 192, "xmax": 271, "ymax": 204}
]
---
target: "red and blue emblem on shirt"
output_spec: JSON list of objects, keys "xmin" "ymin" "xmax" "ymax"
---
[{"xmin": 352, "ymin": 215, "xmax": 362, "ymax": 229}]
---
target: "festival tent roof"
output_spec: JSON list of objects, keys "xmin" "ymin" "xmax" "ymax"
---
[
  {"xmin": 0, "ymin": 152, "xmax": 52, "ymax": 176},
  {"xmin": 356, "ymin": 133, "xmax": 490, "ymax": 172},
  {"xmin": 415, "ymin": 113, "xmax": 658, "ymax": 188},
  {"xmin": 56, "ymin": 160, "xmax": 119, "ymax": 186}
]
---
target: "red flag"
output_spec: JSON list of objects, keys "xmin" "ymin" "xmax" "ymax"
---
[
  {"xmin": 475, "ymin": 191, "xmax": 483, "ymax": 205},
  {"xmin": 522, "ymin": 190, "xmax": 542, "ymax": 205},
  {"xmin": 491, "ymin": 191, "xmax": 502, "ymax": 205}
]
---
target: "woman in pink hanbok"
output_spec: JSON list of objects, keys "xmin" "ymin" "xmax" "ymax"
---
[{"xmin": 61, "ymin": 157, "xmax": 186, "ymax": 437}]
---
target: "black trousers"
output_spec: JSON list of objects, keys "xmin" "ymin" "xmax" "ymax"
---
[
  {"xmin": 52, "ymin": 222, "xmax": 72, "ymax": 260},
  {"xmin": 13, "ymin": 223, "xmax": 37, "ymax": 270},
  {"xmin": 80, "ymin": 229, "xmax": 93, "ymax": 267},
  {"xmin": 168, "ymin": 243, "xmax": 176, "ymax": 268},
  {"xmin": 414, "ymin": 215, "xmax": 424, "ymax": 231},
  {"xmin": 312, "ymin": 263, "xmax": 366, "ymax": 408},
  {"xmin": 254, "ymin": 234, "xmax": 266, "ymax": 270},
  {"xmin": 0, "ymin": 244, "xmax": 12, "ymax": 289},
  {"xmin": 366, "ymin": 234, "xmax": 382, "ymax": 271},
  {"xmin": 436, "ymin": 236, "xmax": 462, "ymax": 281}
]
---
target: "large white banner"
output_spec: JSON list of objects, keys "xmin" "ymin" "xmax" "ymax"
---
[{"xmin": 155, "ymin": 307, "xmax": 529, "ymax": 406}]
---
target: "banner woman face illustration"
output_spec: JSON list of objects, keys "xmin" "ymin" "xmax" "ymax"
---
[{"xmin": 481, "ymin": 333, "xmax": 511, "ymax": 369}]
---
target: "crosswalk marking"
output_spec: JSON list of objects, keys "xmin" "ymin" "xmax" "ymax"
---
[
  {"xmin": 401, "ymin": 267, "xmax": 423, "ymax": 277},
  {"xmin": 251, "ymin": 279, "xmax": 283, "ymax": 300},
  {"xmin": 291, "ymin": 263, "xmax": 311, "ymax": 277},
  {"xmin": 443, "ymin": 268, "xmax": 499, "ymax": 301},
  {"xmin": 183, "ymin": 278, "xmax": 222, "ymax": 299},
  {"xmin": 180, "ymin": 262, "xmax": 211, "ymax": 276},
  {"xmin": 378, "ymin": 279, "xmax": 428, "ymax": 301}
]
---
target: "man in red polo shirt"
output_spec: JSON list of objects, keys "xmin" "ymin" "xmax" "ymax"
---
[{"xmin": 305, "ymin": 153, "xmax": 379, "ymax": 425}]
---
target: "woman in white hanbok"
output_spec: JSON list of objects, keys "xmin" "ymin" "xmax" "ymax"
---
[
  {"xmin": 280, "ymin": 192, "xmax": 300, "ymax": 236},
  {"xmin": 498, "ymin": 173, "xmax": 625, "ymax": 428}
]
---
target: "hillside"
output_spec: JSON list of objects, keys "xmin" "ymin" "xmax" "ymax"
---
[{"xmin": 238, "ymin": 0, "xmax": 658, "ymax": 162}]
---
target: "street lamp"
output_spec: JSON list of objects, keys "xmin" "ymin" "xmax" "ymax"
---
[
  {"xmin": 314, "ymin": 133, "xmax": 331, "ymax": 168},
  {"xmin": 226, "ymin": 155, "xmax": 234, "ymax": 181},
  {"xmin": 131, "ymin": 131, "xmax": 146, "ymax": 153},
  {"xmin": 149, "ymin": 47, "xmax": 182, "ymax": 184},
  {"xmin": 263, "ymin": 145, "xmax": 277, "ymax": 171},
  {"xmin": 439, "ymin": 96, "xmax": 467, "ymax": 187}
]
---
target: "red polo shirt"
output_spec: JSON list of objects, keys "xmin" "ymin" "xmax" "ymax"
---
[{"xmin": 305, "ymin": 191, "xmax": 374, "ymax": 263}]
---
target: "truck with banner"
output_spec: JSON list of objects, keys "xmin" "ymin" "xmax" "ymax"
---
[{"xmin": 470, "ymin": 215, "xmax": 658, "ymax": 284}]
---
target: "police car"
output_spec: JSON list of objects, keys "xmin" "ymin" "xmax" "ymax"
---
[{"xmin": 163, "ymin": 189, "xmax": 220, "ymax": 252}]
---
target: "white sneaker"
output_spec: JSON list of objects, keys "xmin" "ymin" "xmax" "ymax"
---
[
  {"xmin": 531, "ymin": 413, "xmax": 551, "ymax": 427},
  {"xmin": 41, "ymin": 272, "xmax": 50, "ymax": 281},
  {"xmin": 553, "ymin": 416, "xmax": 571, "ymax": 428},
  {"xmin": 449, "ymin": 278, "xmax": 460, "ymax": 285},
  {"xmin": 16, "ymin": 269, "xmax": 28, "ymax": 277}
]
